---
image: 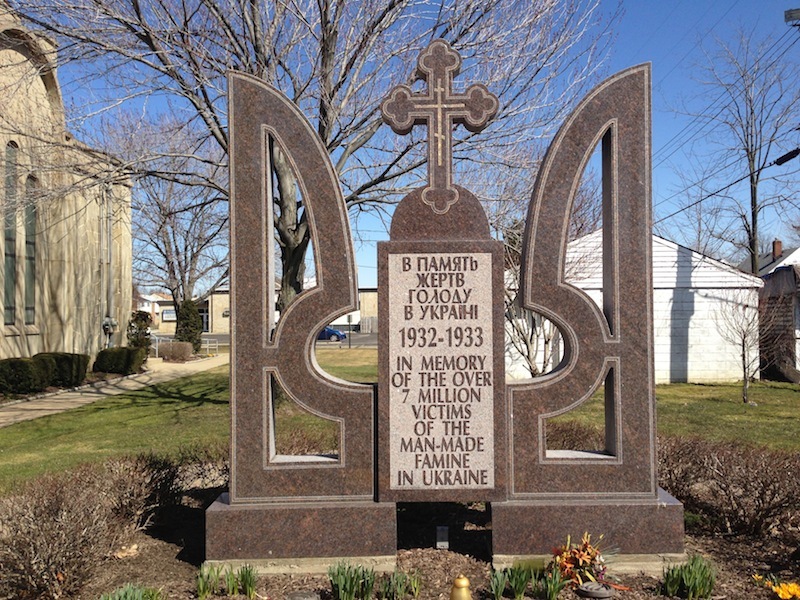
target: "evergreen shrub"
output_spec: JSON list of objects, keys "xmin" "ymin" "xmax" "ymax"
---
[
  {"xmin": 175, "ymin": 299, "xmax": 203, "ymax": 353},
  {"xmin": 31, "ymin": 353, "xmax": 56, "ymax": 386},
  {"xmin": 34, "ymin": 352, "xmax": 89, "ymax": 387},
  {"xmin": 127, "ymin": 310, "xmax": 152, "ymax": 360},
  {"xmin": 93, "ymin": 347, "xmax": 147, "ymax": 375},
  {"xmin": 0, "ymin": 357, "xmax": 49, "ymax": 394}
]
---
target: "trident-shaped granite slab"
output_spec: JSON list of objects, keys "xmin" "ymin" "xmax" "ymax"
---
[
  {"xmin": 206, "ymin": 72, "xmax": 395, "ymax": 566},
  {"xmin": 494, "ymin": 64, "xmax": 683, "ymax": 558}
]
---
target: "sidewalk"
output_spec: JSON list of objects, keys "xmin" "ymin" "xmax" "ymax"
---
[{"xmin": 0, "ymin": 354, "xmax": 230, "ymax": 428}]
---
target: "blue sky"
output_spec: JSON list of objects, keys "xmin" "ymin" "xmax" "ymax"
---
[
  {"xmin": 610, "ymin": 0, "xmax": 800, "ymax": 242},
  {"xmin": 354, "ymin": 0, "xmax": 800, "ymax": 287}
]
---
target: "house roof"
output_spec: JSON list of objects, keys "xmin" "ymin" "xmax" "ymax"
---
[
  {"xmin": 739, "ymin": 246, "xmax": 800, "ymax": 276},
  {"xmin": 567, "ymin": 231, "xmax": 763, "ymax": 290}
]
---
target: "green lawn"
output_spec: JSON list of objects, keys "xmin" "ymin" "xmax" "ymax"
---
[
  {"xmin": 551, "ymin": 380, "xmax": 800, "ymax": 452},
  {"xmin": 0, "ymin": 367, "xmax": 231, "ymax": 493},
  {"xmin": 1, "ymin": 348, "xmax": 798, "ymax": 494},
  {"xmin": 315, "ymin": 348, "xmax": 379, "ymax": 383},
  {"xmin": 656, "ymin": 381, "xmax": 800, "ymax": 450}
]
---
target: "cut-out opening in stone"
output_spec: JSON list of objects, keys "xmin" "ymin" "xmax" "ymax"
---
[
  {"xmin": 544, "ymin": 369, "xmax": 618, "ymax": 457},
  {"xmin": 565, "ymin": 133, "xmax": 617, "ymax": 337},
  {"xmin": 312, "ymin": 345, "xmax": 378, "ymax": 384},
  {"xmin": 564, "ymin": 141, "xmax": 603, "ymax": 296},
  {"xmin": 268, "ymin": 373, "xmax": 340, "ymax": 462},
  {"xmin": 504, "ymin": 307, "xmax": 565, "ymax": 379},
  {"xmin": 267, "ymin": 132, "xmax": 317, "ymax": 328}
]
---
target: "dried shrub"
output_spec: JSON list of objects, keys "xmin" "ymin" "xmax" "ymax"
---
[
  {"xmin": 0, "ymin": 466, "xmax": 115, "ymax": 600},
  {"xmin": 702, "ymin": 441, "xmax": 800, "ymax": 535},
  {"xmin": 545, "ymin": 420, "xmax": 605, "ymax": 452},
  {"xmin": 158, "ymin": 341, "xmax": 193, "ymax": 362},
  {"xmin": 175, "ymin": 443, "xmax": 230, "ymax": 492},
  {"xmin": 102, "ymin": 454, "xmax": 181, "ymax": 531},
  {"xmin": 0, "ymin": 454, "xmax": 183, "ymax": 599},
  {"xmin": 658, "ymin": 436, "xmax": 800, "ymax": 536},
  {"xmin": 657, "ymin": 436, "xmax": 706, "ymax": 514}
]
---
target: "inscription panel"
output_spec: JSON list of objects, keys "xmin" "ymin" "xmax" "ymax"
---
[{"xmin": 388, "ymin": 252, "xmax": 494, "ymax": 491}]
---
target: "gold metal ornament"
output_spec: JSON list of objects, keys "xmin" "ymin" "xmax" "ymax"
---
[{"xmin": 450, "ymin": 575, "xmax": 471, "ymax": 600}]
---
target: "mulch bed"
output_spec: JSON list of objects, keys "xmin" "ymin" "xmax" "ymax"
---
[{"xmin": 79, "ymin": 495, "xmax": 799, "ymax": 600}]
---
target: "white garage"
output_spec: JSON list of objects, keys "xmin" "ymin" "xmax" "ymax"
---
[{"xmin": 506, "ymin": 232, "xmax": 763, "ymax": 384}]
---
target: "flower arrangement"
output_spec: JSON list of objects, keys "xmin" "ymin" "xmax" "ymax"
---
[{"xmin": 551, "ymin": 532, "xmax": 608, "ymax": 586}]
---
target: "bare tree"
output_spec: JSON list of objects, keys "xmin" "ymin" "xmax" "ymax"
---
[
  {"xmin": 133, "ymin": 175, "xmax": 228, "ymax": 308},
  {"xmin": 12, "ymin": 0, "xmax": 617, "ymax": 309},
  {"xmin": 668, "ymin": 28, "xmax": 800, "ymax": 273},
  {"xmin": 657, "ymin": 150, "xmax": 732, "ymax": 258},
  {"xmin": 714, "ymin": 290, "xmax": 762, "ymax": 404},
  {"xmin": 117, "ymin": 117, "xmax": 228, "ymax": 307},
  {"xmin": 500, "ymin": 167, "xmax": 602, "ymax": 377}
]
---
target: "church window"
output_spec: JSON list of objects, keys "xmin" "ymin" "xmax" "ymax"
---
[
  {"xmin": 4, "ymin": 143, "xmax": 18, "ymax": 326},
  {"xmin": 24, "ymin": 176, "xmax": 36, "ymax": 325}
]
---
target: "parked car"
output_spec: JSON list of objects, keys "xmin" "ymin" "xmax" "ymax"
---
[{"xmin": 317, "ymin": 326, "xmax": 347, "ymax": 342}]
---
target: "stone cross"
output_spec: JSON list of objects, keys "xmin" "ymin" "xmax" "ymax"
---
[{"xmin": 381, "ymin": 39, "xmax": 498, "ymax": 214}]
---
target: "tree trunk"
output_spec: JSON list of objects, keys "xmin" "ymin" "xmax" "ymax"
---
[
  {"xmin": 748, "ymin": 160, "xmax": 759, "ymax": 275},
  {"xmin": 271, "ymin": 139, "xmax": 309, "ymax": 312},
  {"xmin": 278, "ymin": 233, "xmax": 310, "ymax": 312},
  {"xmin": 742, "ymin": 339, "xmax": 749, "ymax": 403}
]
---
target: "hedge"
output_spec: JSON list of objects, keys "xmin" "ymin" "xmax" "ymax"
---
[
  {"xmin": 34, "ymin": 352, "xmax": 90, "ymax": 388},
  {"xmin": 0, "ymin": 358, "xmax": 49, "ymax": 394},
  {"xmin": 0, "ymin": 352, "xmax": 91, "ymax": 395},
  {"xmin": 93, "ymin": 347, "xmax": 147, "ymax": 375}
]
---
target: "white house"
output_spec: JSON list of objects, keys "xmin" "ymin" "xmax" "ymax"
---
[{"xmin": 506, "ymin": 232, "xmax": 763, "ymax": 384}]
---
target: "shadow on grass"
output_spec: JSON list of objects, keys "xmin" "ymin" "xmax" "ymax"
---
[
  {"xmin": 78, "ymin": 377, "xmax": 231, "ymax": 418},
  {"xmin": 132, "ymin": 379, "xmax": 230, "ymax": 406}
]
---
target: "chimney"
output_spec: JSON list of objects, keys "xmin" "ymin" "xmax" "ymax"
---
[{"xmin": 773, "ymin": 239, "xmax": 783, "ymax": 261}]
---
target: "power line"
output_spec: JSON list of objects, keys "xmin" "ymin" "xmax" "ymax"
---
[
  {"xmin": 652, "ymin": 0, "xmax": 742, "ymax": 91},
  {"xmin": 652, "ymin": 27, "xmax": 797, "ymax": 169},
  {"xmin": 653, "ymin": 124, "xmax": 800, "ymax": 212},
  {"xmin": 654, "ymin": 146, "xmax": 800, "ymax": 224}
]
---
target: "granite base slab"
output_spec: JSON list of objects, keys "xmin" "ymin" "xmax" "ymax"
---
[
  {"xmin": 492, "ymin": 488, "xmax": 684, "ymax": 557},
  {"xmin": 206, "ymin": 494, "xmax": 397, "ymax": 568},
  {"xmin": 493, "ymin": 552, "xmax": 687, "ymax": 577},
  {"xmin": 204, "ymin": 555, "xmax": 398, "ymax": 575}
]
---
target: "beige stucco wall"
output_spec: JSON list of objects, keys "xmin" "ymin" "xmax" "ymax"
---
[
  {"xmin": 209, "ymin": 290, "xmax": 230, "ymax": 334},
  {"xmin": 0, "ymin": 8, "xmax": 132, "ymax": 360},
  {"xmin": 358, "ymin": 289, "xmax": 378, "ymax": 319}
]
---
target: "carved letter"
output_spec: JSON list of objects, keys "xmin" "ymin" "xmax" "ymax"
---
[
  {"xmin": 507, "ymin": 65, "xmax": 656, "ymax": 498},
  {"xmin": 228, "ymin": 72, "xmax": 373, "ymax": 503}
]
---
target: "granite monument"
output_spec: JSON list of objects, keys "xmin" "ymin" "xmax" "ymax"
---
[{"xmin": 206, "ymin": 39, "xmax": 684, "ymax": 572}]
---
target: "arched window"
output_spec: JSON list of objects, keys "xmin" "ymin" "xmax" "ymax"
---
[
  {"xmin": 24, "ymin": 176, "xmax": 36, "ymax": 325},
  {"xmin": 4, "ymin": 143, "xmax": 18, "ymax": 326}
]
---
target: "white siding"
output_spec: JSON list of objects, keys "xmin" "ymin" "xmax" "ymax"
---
[{"xmin": 508, "ymin": 232, "xmax": 763, "ymax": 384}]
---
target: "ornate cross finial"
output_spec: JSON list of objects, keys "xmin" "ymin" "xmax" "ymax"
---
[{"xmin": 381, "ymin": 39, "xmax": 499, "ymax": 214}]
